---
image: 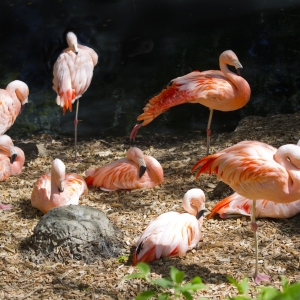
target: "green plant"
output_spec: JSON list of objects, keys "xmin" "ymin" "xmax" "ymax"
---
[
  {"xmin": 117, "ymin": 255, "xmax": 129, "ymax": 263},
  {"xmin": 123, "ymin": 262, "xmax": 208, "ymax": 300}
]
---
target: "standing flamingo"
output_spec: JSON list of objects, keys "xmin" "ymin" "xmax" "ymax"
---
[
  {"xmin": 31, "ymin": 158, "xmax": 88, "ymax": 214},
  {"xmin": 132, "ymin": 188, "xmax": 206, "ymax": 265},
  {"xmin": 53, "ymin": 32, "xmax": 98, "ymax": 160},
  {"xmin": 0, "ymin": 135, "xmax": 25, "ymax": 210},
  {"xmin": 85, "ymin": 147, "xmax": 163, "ymax": 191},
  {"xmin": 192, "ymin": 140, "xmax": 300, "ymax": 284},
  {"xmin": 208, "ymin": 192, "xmax": 300, "ymax": 219},
  {"xmin": 0, "ymin": 80, "xmax": 29, "ymax": 135},
  {"xmin": 130, "ymin": 50, "xmax": 251, "ymax": 155}
]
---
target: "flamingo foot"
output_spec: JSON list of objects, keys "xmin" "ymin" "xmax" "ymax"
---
[
  {"xmin": 0, "ymin": 202, "xmax": 12, "ymax": 210},
  {"xmin": 254, "ymin": 273, "xmax": 270, "ymax": 285},
  {"xmin": 130, "ymin": 124, "xmax": 142, "ymax": 141},
  {"xmin": 251, "ymin": 221, "xmax": 258, "ymax": 231}
]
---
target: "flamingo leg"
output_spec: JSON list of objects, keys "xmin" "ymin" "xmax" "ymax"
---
[
  {"xmin": 206, "ymin": 108, "xmax": 214, "ymax": 156},
  {"xmin": 251, "ymin": 200, "xmax": 270, "ymax": 285},
  {"xmin": 74, "ymin": 99, "xmax": 79, "ymax": 160}
]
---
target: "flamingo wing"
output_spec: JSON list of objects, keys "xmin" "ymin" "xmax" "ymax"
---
[
  {"xmin": 0, "ymin": 91, "xmax": 17, "ymax": 135},
  {"xmin": 31, "ymin": 173, "xmax": 51, "ymax": 213},
  {"xmin": 0, "ymin": 156, "xmax": 12, "ymax": 181}
]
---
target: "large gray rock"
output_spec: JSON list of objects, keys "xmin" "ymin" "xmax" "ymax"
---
[{"xmin": 24, "ymin": 205, "xmax": 125, "ymax": 263}]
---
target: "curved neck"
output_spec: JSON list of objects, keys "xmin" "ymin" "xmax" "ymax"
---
[{"xmin": 6, "ymin": 82, "xmax": 22, "ymax": 109}]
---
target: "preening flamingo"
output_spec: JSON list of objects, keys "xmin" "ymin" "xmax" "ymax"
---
[
  {"xmin": 208, "ymin": 192, "xmax": 300, "ymax": 219},
  {"xmin": 31, "ymin": 158, "xmax": 88, "ymax": 214},
  {"xmin": 130, "ymin": 50, "xmax": 251, "ymax": 155},
  {"xmin": 192, "ymin": 140, "xmax": 300, "ymax": 284},
  {"xmin": 0, "ymin": 80, "xmax": 29, "ymax": 135},
  {"xmin": 132, "ymin": 188, "xmax": 206, "ymax": 265},
  {"xmin": 53, "ymin": 32, "xmax": 98, "ymax": 160},
  {"xmin": 85, "ymin": 147, "xmax": 163, "ymax": 191}
]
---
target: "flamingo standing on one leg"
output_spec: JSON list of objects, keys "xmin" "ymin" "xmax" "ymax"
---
[
  {"xmin": 0, "ymin": 135, "xmax": 25, "ymax": 210},
  {"xmin": 192, "ymin": 140, "xmax": 300, "ymax": 284},
  {"xmin": 208, "ymin": 192, "xmax": 300, "ymax": 219},
  {"xmin": 85, "ymin": 147, "xmax": 164, "ymax": 191},
  {"xmin": 0, "ymin": 80, "xmax": 29, "ymax": 135},
  {"xmin": 130, "ymin": 50, "xmax": 251, "ymax": 155},
  {"xmin": 132, "ymin": 188, "xmax": 206, "ymax": 265},
  {"xmin": 53, "ymin": 32, "xmax": 98, "ymax": 160},
  {"xmin": 31, "ymin": 158, "xmax": 88, "ymax": 214}
]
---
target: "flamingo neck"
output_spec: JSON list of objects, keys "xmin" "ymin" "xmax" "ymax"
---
[
  {"xmin": 6, "ymin": 82, "xmax": 22, "ymax": 111},
  {"xmin": 50, "ymin": 167, "xmax": 65, "ymax": 197}
]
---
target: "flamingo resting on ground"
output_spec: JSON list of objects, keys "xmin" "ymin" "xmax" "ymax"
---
[
  {"xmin": 208, "ymin": 192, "xmax": 300, "ymax": 219},
  {"xmin": 132, "ymin": 188, "xmax": 206, "ymax": 265},
  {"xmin": 31, "ymin": 158, "xmax": 88, "ymax": 214},
  {"xmin": 192, "ymin": 140, "xmax": 300, "ymax": 284},
  {"xmin": 130, "ymin": 50, "xmax": 251, "ymax": 155},
  {"xmin": 53, "ymin": 32, "xmax": 98, "ymax": 160},
  {"xmin": 0, "ymin": 80, "xmax": 29, "ymax": 135},
  {"xmin": 0, "ymin": 135, "xmax": 25, "ymax": 210},
  {"xmin": 85, "ymin": 147, "xmax": 164, "ymax": 191}
]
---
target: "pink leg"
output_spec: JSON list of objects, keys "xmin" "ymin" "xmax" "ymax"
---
[
  {"xmin": 206, "ymin": 109, "xmax": 214, "ymax": 156},
  {"xmin": 0, "ymin": 202, "xmax": 12, "ymax": 210},
  {"xmin": 130, "ymin": 124, "xmax": 142, "ymax": 141},
  {"xmin": 74, "ymin": 100, "xmax": 79, "ymax": 160}
]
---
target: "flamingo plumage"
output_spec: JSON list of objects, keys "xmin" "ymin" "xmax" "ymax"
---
[{"xmin": 130, "ymin": 50, "xmax": 251, "ymax": 155}]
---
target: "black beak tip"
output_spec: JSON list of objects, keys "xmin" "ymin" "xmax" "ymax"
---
[
  {"xmin": 237, "ymin": 67, "xmax": 243, "ymax": 76},
  {"xmin": 20, "ymin": 102, "xmax": 28, "ymax": 114},
  {"xmin": 58, "ymin": 187, "xmax": 64, "ymax": 193},
  {"xmin": 139, "ymin": 166, "xmax": 146, "ymax": 178},
  {"xmin": 10, "ymin": 153, "xmax": 17, "ymax": 164},
  {"xmin": 75, "ymin": 51, "xmax": 78, "ymax": 55},
  {"xmin": 196, "ymin": 209, "xmax": 206, "ymax": 220}
]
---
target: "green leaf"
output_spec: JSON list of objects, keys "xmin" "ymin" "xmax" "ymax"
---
[
  {"xmin": 157, "ymin": 293, "xmax": 170, "ymax": 300},
  {"xmin": 280, "ymin": 276, "xmax": 289, "ymax": 291},
  {"xmin": 257, "ymin": 287, "xmax": 280, "ymax": 300},
  {"xmin": 123, "ymin": 273, "xmax": 147, "ymax": 281},
  {"xmin": 151, "ymin": 278, "xmax": 174, "ymax": 288},
  {"xmin": 136, "ymin": 290, "xmax": 157, "ymax": 300},
  {"xmin": 273, "ymin": 283, "xmax": 300, "ymax": 300},
  {"xmin": 182, "ymin": 291, "xmax": 193, "ymax": 300},
  {"xmin": 170, "ymin": 266, "xmax": 185, "ymax": 284},
  {"xmin": 181, "ymin": 283, "xmax": 207, "ymax": 292},
  {"xmin": 137, "ymin": 262, "xmax": 151, "ymax": 276},
  {"xmin": 191, "ymin": 276, "xmax": 203, "ymax": 284},
  {"xmin": 239, "ymin": 277, "xmax": 249, "ymax": 295}
]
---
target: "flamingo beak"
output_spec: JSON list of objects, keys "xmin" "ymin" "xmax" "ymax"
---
[
  {"xmin": 237, "ymin": 68, "xmax": 243, "ymax": 76},
  {"xmin": 58, "ymin": 181, "xmax": 64, "ymax": 193},
  {"xmin": 196, "ymin": 209, "xmax": 206, "ymax": 220},
  {"xmin": 10, "ymin": 146, "xmax": 17, "ymax": 164},
  {"xmin": 20, "ymin": 102, "xmax": 28, "ymax": 114},
  {"xmin": 139, "ymin": 165, "xmax": 146, "ymax": 178}
]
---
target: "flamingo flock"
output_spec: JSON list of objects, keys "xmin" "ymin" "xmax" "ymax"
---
[{"xmin": 2, "ymin": 32, "xmax": 300, "ymax": 287}]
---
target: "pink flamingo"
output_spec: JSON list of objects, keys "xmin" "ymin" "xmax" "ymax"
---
[
  {"xmin": 31, "ymin": 158, "xmax": 88, "ymax": 214},
  {"xmin": 130, "ymin": 50, "xmax": 251, "ymax": 155},
  {"xmin": 85, "ymin": 147, "xmax": 164, "ymax": 191},
  {"xmin": 0, "ymin": 135, "xmax": 25, "ymax": 210},
  {"xmin": 0, "ymin": 80, "xmax": 29, "ymax": 135},
  {"xmin": 208, "ymin": 192, "xmax": 300, "ymax": 219},
  {"xmin": 132, "ymin": 188, "xmax": 206, "ymax": 265},
  {"xmin": 192, "ymin": 140, "xmax": 300, "ymax": 284},
  {"xmin": 53, "ymin": 32, "xmax": 98, "ymax": 160}
]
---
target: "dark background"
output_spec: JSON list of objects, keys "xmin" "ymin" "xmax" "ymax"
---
[{"xmin": 1, "ymin": 0, "xmax": 300, "ymax": 138}]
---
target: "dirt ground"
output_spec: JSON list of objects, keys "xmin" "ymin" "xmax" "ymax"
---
[{"xmin": 1, "ymin": 112, "xmax": 300, "ymax": 300}]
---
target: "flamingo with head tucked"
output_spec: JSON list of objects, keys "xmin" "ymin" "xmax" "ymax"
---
[
  {"xmin": 192, "ymin": 140, "xmax": 300, "ymax": 284},
  {"xmin": 53, "ymin": 32, "xmax": 98, "ymax": 160},
  {"xmin": 132, "ymin": 188, "xmax": 206, "ymax": 265},
  {"xmin": 130, "ymin": 50, "xmax": 251, "ymax": 155}
]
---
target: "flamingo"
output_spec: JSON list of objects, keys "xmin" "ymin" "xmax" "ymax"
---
[
  {"xmin": 31, "ymin": 158, "xmax": 88, "ymax": 214},
  {"xmin": 0, "ymin": 80, "xmax": 29, "ymax": 135},
  {"xmin": 0, "ymin": 135, "xmax": 25, "ymax": 210},
  {"xmin": 85, "ymin": 147, "xmax": 164, "ymax": 191},
  {"xmin": 192, "ymin": 140, "xmax": 300, "ymax": 284},
  {"xmin": 130, "ymin": 50, "xmax": 251, "ymax": 155},
  {"xmin": 208, "ymin": 192, "xmax": 300, "ymax": 219},
  {"xmin": 132, "ymin": 188, "xmax": 206, "ymax": 265},
  {"xmin": 53, "ymin": 32, "xmax": 98, "ymax": 160}
]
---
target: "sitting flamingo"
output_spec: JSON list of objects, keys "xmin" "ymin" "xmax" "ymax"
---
[
  {"xmin": 132, "ymin": 188, "xmax": 206, "ymax": 265},
  {"xmin": 85, "ymin": 147, "xmax": 163, "ymax": 191},
  {"xmin": 31, "ymin": 158, "xmax": 88, "ymax": 214}
]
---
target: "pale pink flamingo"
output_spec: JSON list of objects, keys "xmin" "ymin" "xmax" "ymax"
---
[
  {"xmin": 85, "ymin": 147, "xmax": 163, "ymax": 191},
  {"xmin": 208, "ymin": 192, "xmax": 300, "ymax": 219},
  {"xmin": 53, "ymin": 32, "xmax": 98, "ymax": 160},
  {"xmin": 192, "ymin": 140, "xmax": 300, "ymax": 284},
  {"xmin": 130, "ymin": 50, "xmax": 251, "ymax": 155},
  {"xmin": 31, "ymin": 158, "xmax": 88, "ymax": 214},
  {"xmin": 0, "ymin": 135, "xmax": 25, "ymax": 210},
  {"xmin": 0, "ymin": 80, "xmax": 29, "ymax": 135},
  {"xmin": 132, "ymin": 188, "xmax": 206, "ymax": 265}
]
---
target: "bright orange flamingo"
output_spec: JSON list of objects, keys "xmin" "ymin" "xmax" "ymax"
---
[
  {"xmin": 53, "ymin": 32, "xmax": 98, "ymax": 160},
  {"xmin": 192, "ymin": 140, "xmax": 300, "ymax": 284},
  {"xmin": 208, "ymin": 192, "xmax": 300, "ymax": 219},
  {"xmin": 31, "ymin": 158, "xmax": 88, "ymax": 214},
  {"xmin": 130, "ymin": 50, "xmax": 251, "ymax": 155},
  {"xmin": 132, "ymin": 188, "xmax": 206, "ymax": 265},
  {"xmin": 0, "ymin": 135, "xmax": 25, "ymax": 210},
  {"xmin": 0, "ymin": 80, "xmax": 29, "ymax": 135},
  {"xmin": 85, "ymin": 147, "xmax": 163, "ymax": 191}
]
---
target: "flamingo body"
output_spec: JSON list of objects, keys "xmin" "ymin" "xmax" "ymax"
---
[
  {"xmin": 132, "ymin": 188, "xmax": 206, "ymax": 265},
  {"xmin": 208, "ymin": 192, "xmax": 300, "ymax": 219},
  {"xmin": 85, "ymin": 147, "xmax": 163, "ymax": 191},
  {"xmin": 0, "ymin": 80, "xmax": 29, "ymax": 135},
  {"xmin": 31, "ymin": 158, "xmax": 88, "ymax": 214}
]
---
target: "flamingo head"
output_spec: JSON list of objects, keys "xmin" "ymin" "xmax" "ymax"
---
[
  {"xmin": 52, "ymin": 158, "xmax": 66, "ymax": 193},
  {"xmin": 66, "ymin": 32, "xmax": 79, "ymax": 55}
]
